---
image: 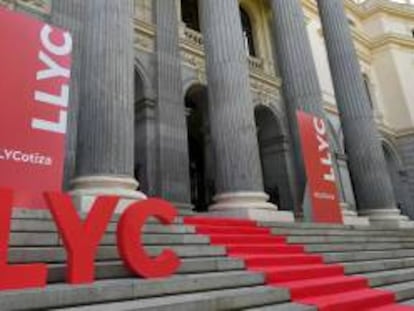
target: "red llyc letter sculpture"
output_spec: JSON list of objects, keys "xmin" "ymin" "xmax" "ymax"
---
[{"xmin": 0, "ymin": 189, "xmax": 181, "ymax": 291}]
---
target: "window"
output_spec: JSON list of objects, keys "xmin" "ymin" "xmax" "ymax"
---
[
  {"xmin": 181, "ymin": 0, "xmax": 200, "ymax": 31},
  {"xmin": 240, "ymin": 7, "xmax": 256, "ymax": 57}
]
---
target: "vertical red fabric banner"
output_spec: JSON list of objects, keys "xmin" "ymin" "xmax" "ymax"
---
[
  {"xmin": 297, "ymin": 110, "xmax": 342, "ymax": 224},
  {"xmin": 0, "ymin": 7, "xmax": 72, "ymax": 208}
]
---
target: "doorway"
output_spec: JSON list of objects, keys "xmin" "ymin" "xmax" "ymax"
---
[
  {"xmin": 255, "ymin": 105, "xmax": 294, "ymax": 211},
  {"xmin": 383, "ymin": 142, "xmax": 412, "ymax": 219},
  {"xmin": 185, "ymin": 85, "xmax": 214, "ymax": 212}
]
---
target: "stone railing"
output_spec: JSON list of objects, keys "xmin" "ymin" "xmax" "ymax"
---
[{"xmin": 181, "ymin": 26, "xmax": 266, "ymax": 73}]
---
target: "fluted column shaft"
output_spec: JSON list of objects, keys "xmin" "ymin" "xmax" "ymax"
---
[
  {"xmin": 317, "ymin": 0, "xmax": 396, "ymax": 211},
  {"xmin": 51, "ymin": 1, "xmax": 85, "ymax": 189},
  {"xmin": 75, "ymin": 0, "xmax": 135, "ymax": 182},
  {"xmin": 199, "ymin": 0, "xmax": 263, "ymax": 194},
  {"xmin": 154, "ymin": 0, "xmax": 191, "ymax": 206},
  {"xmin": 270, "ymin": 0, "xmax": 327, "ymax": 208}
]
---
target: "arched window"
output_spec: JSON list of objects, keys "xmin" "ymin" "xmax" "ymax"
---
[
  {"xmin": 181, "ymin": 0, "xmax": 200, "ymax": 31},
  {"xmin": 240, "ymin": 7, "xmax": 256, "ymax": 57}
]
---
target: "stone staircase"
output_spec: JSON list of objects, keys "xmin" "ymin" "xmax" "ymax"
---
[
  {"xmin": 262, "ymin": 221, "xmax": 414, "ymax": 308},
  {"xmin": 1, "ymin": 210, "xmax": 414, "ymax": 310}
]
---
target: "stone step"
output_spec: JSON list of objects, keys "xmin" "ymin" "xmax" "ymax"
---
[
  {"xmin": 402, "ymin": 298, "xmax": 414, "ymax": 306},
  {"xmin": 50, "ymin": 285, "xmax": 290, "ymax": 311},
  {"xmin": 0, "ymin": 272, "xmax": 270, "ymax": 310},
  {"xmin": 362, "ymin": 267, "xmax": 414, "ymax": 287},
  {"xmin": 15, "ymin": 228, "xmax": 414, "ymax": 248},
  {"xmin": 261, "ymin": 221, "xmax": 414, "ymax": 232},
  {"xmin": 288, "ymin": 235, "xmax": 414, "ymax": 244},
  {"xmin": 8, "ymin": 245, "xmax": 227, "ymax": 263},
  {"xmin": 8, "ymin": 232, "xmax": 209, "ymax": 247},
  {"xmin": 306, "ymin": 243, "xmax": 414, "ymax": 253},
  {"xmin": 295, "ymin": 288, "xmax": 395, "ymax": 310},
  {"xmin": 12, "ymin": 209, "xmax": 187, "ymax": 222},
  {"xmin": 379, "ymin": 280, "xmax": 414, "ymax": 302},
  {"xmin": 10, "ymin": 216, "xmax": 414, "ymax": 239},
  {"xmin": 227, "ymin": 244, "xmax": 304, "ymax": 255},
  {"xmin": 10, "ymin": 219, "xmax": 196, "ymax": 234},
  {"xmin": 320, "ymin": 249, "xmax": 414, "ymax": 262},
  {"xmin": 271, "ymin": 275, "xmax": 368, "ymax": 300},
  {"xmin": 252, "ymin": 264, "xmax": 344, "ymax": 283},
  {"xmin": 6, "ymin": 213, "xmax": 414, "ymax": 311},
  {"xmin": 244, "ymin": 303, "xmax": 317, "ymax": 311},
  {"xmin": 209, "ymin": 234, "xmax": 286, "ymax": 245},
  {"xmin": 343, "ymin": 257, "xmax": 414, "ymax": 274},
  {"xmin": 195, "ymin": 225, "xmax": 270, "ymax": 235},
  {"xmin": 10, "ymin": 211, "xmax": 412, "ymax": 233},
  {"xmin": 242, "ymin": 254, "xmax": 324, "ymax": 267},
  {"xmin": 46, "ymin": 257, "xmax": 245, "ymax": 283},
  {"xmin": 270, "ymin": 227, "xmax": 414, "ymax": 238},
  {"xmin": 11, "ymin": 227, "xmax": 414, "ymax": 251},
  {"xmin": 184, "ymin": 217, "xmax": 256, "ymax": 227}
]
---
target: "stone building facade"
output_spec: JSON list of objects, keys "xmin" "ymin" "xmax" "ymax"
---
[{"xmin": 1, "ymin": 0, "xmax": 414, "ymax": 226}]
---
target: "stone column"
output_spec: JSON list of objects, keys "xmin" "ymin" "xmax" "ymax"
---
[
  {"xmin": 154, "ymin": 0, "xmax": 192, "ymax": 212},
  {"xmin": 269, "ymin": 0, "xmax": 365, "ymax": 224},
  {"xmin": 316, "ymin": 0, "xmax": 410, "ymax": 227},
  {"xmin": 199, "ymin": 0, "xmax": 293, "ymax": 221},
  {"xmin": 70, "ymin": 0, "xmax": 146, "ymax": 211},
  {"xmin": 51, "ymin": 1, "xmax": 84, "ymax": 190}
]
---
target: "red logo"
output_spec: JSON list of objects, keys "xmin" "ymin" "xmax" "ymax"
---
[
  {"xmin": 0, "ymin": 189, "xmax": 181, "ymax": 291},
  {"xmin": 297, "ymin": 111, "xmax": 342, "ymax": 224},
  {"xmin": 0, "ymin": 7, "xmax": 72, "ymax": 208}
]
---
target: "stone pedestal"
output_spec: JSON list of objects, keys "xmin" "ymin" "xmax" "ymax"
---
[
  {"xmin": 70, "ymin": 176, "xmax": 146, "ymax": 213},
  {"xmin": 341, "ymin": 203, "xmax": 369, "ymax": 226},
  {"xmin": 209, "ymin": 192, "xmax": 294, "ymax": 222},
  {"xmin": 359, "ymin": 209, "xmax": 414, "ymax": 229}
]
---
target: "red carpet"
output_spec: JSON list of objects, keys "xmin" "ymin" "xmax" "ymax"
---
[{"xmin": 184, "ymin": 217, "xmax": 414, "ymax": 311}]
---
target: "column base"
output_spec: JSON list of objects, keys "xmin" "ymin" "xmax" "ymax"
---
[
  {"xmin": 169, "ymin": 202, "xmax": 194, "ymax": 216},
  {"xmin": 341, "ymin": 203, "xmax": 369, "ymax": 226},
  {"xmin": 208, "ymin": 192, "xmax": 294, "ymax": 222},
  {"xmin": 359, "ymin": 208, "xmax": 414, "ymax": 229},
  {"xmin": 70, "ymin": 176, "xmax": 147, "ymax": 213}
]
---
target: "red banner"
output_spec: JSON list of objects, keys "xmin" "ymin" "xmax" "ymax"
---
[
  {"xmin": 0, "ymin": 8, "xmax": 72, "ymax": 208},
  {"xmin": 297, "ymin": 111, "xmax": 342, "ymax": 224}
]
